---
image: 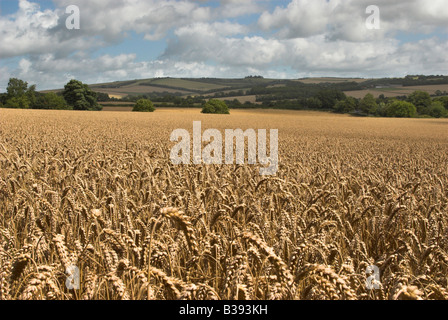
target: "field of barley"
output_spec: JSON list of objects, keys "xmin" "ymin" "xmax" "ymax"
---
[{"xmin": 0, "ymin": 108, "xmax": 447, "ymax": 300}]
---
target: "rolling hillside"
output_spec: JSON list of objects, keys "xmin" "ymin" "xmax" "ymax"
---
[
  {"xmin": 42, "ymin": 76, "xmax": 448, "ymax": 110},
  {"xmin": 88, "ymin": 77, "xmax": 276, "ymax": 98}
]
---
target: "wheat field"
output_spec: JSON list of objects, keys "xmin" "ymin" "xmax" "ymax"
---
[{"xmin": 0, "ymin": 108, "xmax": 447, "ymax": 300}]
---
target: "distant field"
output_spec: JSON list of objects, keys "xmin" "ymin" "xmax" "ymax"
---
[
  {"xmin": 149, "ymin": 78, "xmax": 229, "ymax": 92},
  {"xmin": 91, "ymin": 78, "xmax": 237, "ymax": 97},
  {"xmin": 191, "ymin": 77, "xmax": 274, "ymax": 88},
  {"xmin": 203, "ymin": 88, "xmax": 252, "ymax": 96},
  {"xmin": 297, "ymin": 77, "xmax": 369, "ymax": 84},
  {"xmin": 345, "ymin": 84, "xmax": 448, "ymax": 98},
  {"xmin": 108, "ymin": 94, "xmax": 127, "ymax": 99},
  {"xmin": 94, "ymin": 85, "xmax": 192, "ymax": 96}
]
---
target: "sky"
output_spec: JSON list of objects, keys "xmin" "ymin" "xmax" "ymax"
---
[{"xmin": 0, "ymin": 0, "xmax": 447, "ymax": 91}]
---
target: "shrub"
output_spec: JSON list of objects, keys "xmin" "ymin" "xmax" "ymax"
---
[
  {"xmin": 133, "ymin": 99, "xmax": 155, "ymax": 112},
  {"xmin": 201, "ymin": 99, "xmax": 230, "ymax": 114},
  {"xmin": 316, "ymin": 89, "xmax": 346, "ymax": 110},
  {"xmin": 433, "ymin": 96, "xmax": 448, "ymax": 110},
  {"xmin": 5, "ymin": 96, "xmax": 30, "ymax": 109},
  {"xmin": 334, "ymin": 97, "xmax": 357, "ymax": 113},
  {"xmin": 34, "ymin": 92, "xmax": 71, "ymax": 110},
  {"xmin": 407, "ymin": 91, "xmax": 431, "ymax": 114},
  {"xmin": 428, "ymin": 101, "xmax": 447, "ymax": 118},
  {"xmin": 306, "ymin": 97, "xmax": 323, "ymax": 109},
  {"xmin": 384, "ymin": 100, "xmax": 417, "ymax": 118},
  {"xmin": 359, "ymin": 93, "xmax": 378, "ymax": 115}
]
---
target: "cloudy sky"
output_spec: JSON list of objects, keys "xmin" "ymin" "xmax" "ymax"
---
[{"xmin": 0, "ymin": 0, "xmax": 447, "ymax": 91}]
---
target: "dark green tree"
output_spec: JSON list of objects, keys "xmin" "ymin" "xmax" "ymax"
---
[
  {"xmin": 306, "ymin": 97, "xmax": 322, "ymax": 109},
  {"xmin": 433, "ymin": 96, "xmax": 448, "ymax": 110},
  {"xmin": 359, "ymin": 93, "xmax": 378, "ymax": 114},
  {"xmin": 5, "ymin": 78, "xmax": 32, "ymax": 108},
  {"xmin": 95, "ymin": 92, "xmax": 111, "ymax": 102},
  {"xmin": 407, "ymin": 90, "xmax": 431, "ymax": 114},
  {"xmin": 428, "ymin": 101, "xmax": 447, "ymax": 118},
  {"xmin": 34, "ymin": 92, "xmax": 70, "ymax": 110},
  {"xmin": 6, "ymin": 78, "xmax": 28, "ymax": 99},
  {"xmin": 376, "ymin": 102, "xmax": 387, "ymax": 117},
  {"xmin": 384, "ymin": 100, "xmax": 417, "ymax": 118},
  {"xmin": 334, "ymin": 97, "xmax": 357, "ymax": 113},
  {"xmin": 5, "ymin": 96, "xmax": 30, "ymax": 108},
  {"xmin": 316, "ymin": 89, "xmax": 346, "ymax": 110},
  {"xmin": 26, "ymin": 84, "xmax": 37, "ymax": 108},
  {"xmin": 0, "ymin": 93, "xmax": 6, "ymax": 106},
  {"xmin": 133, "ymin": 99, "xmax": 155, "ymax": 112},
  {"xmin": 201, "ymin": 99, "xmax": 230, "ymax": 114},
  {"xmin": 63, "ymin": 80, "xmax": 101, "ymax": 111}
]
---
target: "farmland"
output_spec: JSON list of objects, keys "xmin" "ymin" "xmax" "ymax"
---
[
  {"xmin": 88, "ymin": 77, "xmax": 274, "ymax": 98},
  {"xmin": 345, "ymin": 84, "xmax": 448, "ymax": 99},
  {"xmin": 296, "ymin": 77, "xmax": 370, "ymax": 84},
  {"xmin": 37, "ymin": 76, "xmax": 448, "ymax": 115},
  {"xmin": 1, "ymin": 108, "xmax": 447, "ymax": 300}
]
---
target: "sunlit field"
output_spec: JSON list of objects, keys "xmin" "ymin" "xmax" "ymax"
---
[{"xmin": 1, "ymin": 108, "xmax": 447, "ymax": 300}]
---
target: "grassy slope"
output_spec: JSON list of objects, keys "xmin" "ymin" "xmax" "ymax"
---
[{"xmin": 88, "ymin": 77, "xmax": 281, "ymax": 98}]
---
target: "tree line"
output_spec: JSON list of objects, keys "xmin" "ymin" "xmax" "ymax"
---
[
  {"xmin": 0, "ymin": 78, "xmax": 102, "ymax": 111},
  {"xmin": 331, "ymin": 91, "xmax": 447, "ymax": 118},
  {"xmin": 1, "ymin": 77, "xmax": 447, "ymax": 118},
  {"xmin": 224, "ymin": 89, "xmax": 448, "ymax": 118}
]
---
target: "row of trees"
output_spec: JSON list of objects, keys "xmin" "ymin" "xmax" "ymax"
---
[
  {"xmin": 134, "ymin": 91, "xmax": 447, "ymax": 117},
  {"xmin": 0, "ymin": 78, "xmax": 101, "ymax": 111},
  {"xmin": 0, "ymin": 77, "xmax": 230, "ymax": 114},
  {"xmin": 334, "ymin": 91, "xmax": 447, "ymax": 118},
  {"xmin": 253, "ymin": 89, "xmax": 447, "ymax": 118},
  {"xmin": 2, "ymin": 77, "xmax": 446, "ymax": 118}
]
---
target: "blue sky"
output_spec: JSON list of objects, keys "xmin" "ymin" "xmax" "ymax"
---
[{"xmin": 0, "ymin": 0, "xmax": 447, "ymax": 91}]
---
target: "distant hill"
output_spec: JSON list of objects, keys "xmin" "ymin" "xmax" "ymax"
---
[
  {"xmin": 42, "ymin": 75, "xmax": 448, "ymax": 105},
  {"xmin": 87, "ymin": 76, "xmax": 279, "ymax": 99}
]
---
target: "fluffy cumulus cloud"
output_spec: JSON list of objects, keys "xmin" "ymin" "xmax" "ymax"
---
[
  {"xmin": 0, "ymin": 0, "xmax": 446, "ymax": 91},
  {"xmin": 258, "ymin": 0, "xmax": 448, "ymax": 41}
]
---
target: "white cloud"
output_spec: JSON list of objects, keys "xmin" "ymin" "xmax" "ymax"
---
[
  {"xmin": 53, "ymin": 0, "xmax": 213, "ymax": 41},
  {"xmin": 216, "ymin": 0, "xmax": 265, "ymax": 19},
  {"xmin": 258, "ymin": 0, "xmax": 448, "ymax": 41},
  {"xmin": 0, "ymin": 0, "xmax": 215, "ymax": 59},
  {"xmin": 19, "ymin": 59, "xmax": 32, "ymax": 74},
  {"xmin": 0, "ymin": 0, "xmax": 102, "ymax": 59},
  {"xmin": 259, "ymin": 0, "xmax": 337, "ymax": 38}
]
